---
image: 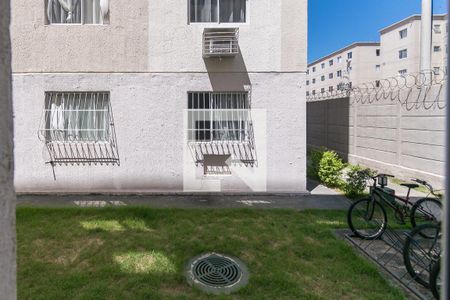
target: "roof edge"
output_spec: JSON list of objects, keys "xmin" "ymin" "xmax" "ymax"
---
[
  {"xmin": 379, "ymin": 14, "xmax": 447, "ymax": 34},
  {"xmin": 308, "ymin": 42, "xmax": 380, "ymax": 67}
]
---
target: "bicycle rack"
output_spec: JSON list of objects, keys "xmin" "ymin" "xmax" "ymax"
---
[{"xmin": 340, "ymin": 202, "xmax": 437, "ymax": 300}]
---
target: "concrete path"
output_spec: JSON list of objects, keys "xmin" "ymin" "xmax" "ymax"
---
[{"xmin": 16, "ymin": 179, "xmax": 350, "ymax": 210}]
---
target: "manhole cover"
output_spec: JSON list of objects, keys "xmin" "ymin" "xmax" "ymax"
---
[{"xmin": 185, "ymin": 253, "xmax": 249, "ymax": 295}]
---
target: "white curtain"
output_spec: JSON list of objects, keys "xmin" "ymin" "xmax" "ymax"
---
[
  {"xmin": 47, "ymin": 0, "xmax": 107, "ymax": 24},
  {"xmin": 48, "ymin": 93, "xmax": 110, "ymax": 142},
  {"xmin": 190, "ymin": 0, "xmax": 218, "ymax": 22},
  {"xmin": 47, "ymin": 0, "xmax": 81, "ymax": 24},
  {"xmin": 220, "ymin": 0, "xmax": 246, "ymax": 23}
]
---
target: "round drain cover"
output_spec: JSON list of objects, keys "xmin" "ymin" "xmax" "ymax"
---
[{"xmin": 185, "ymin": 253, "xmax": 249, "ymax": 294}]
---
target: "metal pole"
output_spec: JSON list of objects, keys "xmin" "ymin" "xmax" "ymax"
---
[
  {"xmin": 444, "ymin": 0, "xmax": 450, "ymax": 298},
  {"xmin": 421, "ymin": 0, "xmax": 433, "ymax": 74}
]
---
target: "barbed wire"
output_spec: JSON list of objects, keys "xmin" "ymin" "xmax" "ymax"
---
[{"xmin": 306, "ymin": 70, "xmax": 447, "ymax": 110}]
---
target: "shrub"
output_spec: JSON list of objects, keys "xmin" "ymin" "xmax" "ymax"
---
[
  {"xmin": 307, "ymin": 147, "xmax": 326, "ymax": 180},
  {"xmin": 318, "ymin": 151, "xmax": 345, "ymax": 187},
  {"xmin": 343, "ymin": 165, "xmax": 375, "ymax": 199}
]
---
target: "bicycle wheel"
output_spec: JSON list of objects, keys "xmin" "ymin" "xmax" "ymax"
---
[
  {"xmin": 347, "ymin": 197, "xmax": 387, "ymax": 240},
  {"xmin": 411, "ymin": 198, "xmax": 442, "ymax": 229},
  {"xmin": 403, "ymin": 223, "xmax": 441, "ymax": 287},
  {"xmin": 430, "ymin": 259, "xmax": 441, "ymax": 299}
]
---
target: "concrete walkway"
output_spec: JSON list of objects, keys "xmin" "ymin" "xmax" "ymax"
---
[{"xmin": 16, "ymin": 179, "xmax": 350, "ymax": 210}]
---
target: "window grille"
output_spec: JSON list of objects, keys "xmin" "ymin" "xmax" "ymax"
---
[
  {"xmin": 38, "ymin": 92, "xmax": 119, "ymax": 165},
  {"xmin": 187, "ymin": 92, "xmax": 256, "ymax": 167},
  {"xmin": 47, "ymin": 0, "xmax": 108, "ymax": 25},
  {"xmin": 203, "ymin": 28, "xmax": 239, "ymax": 58}
]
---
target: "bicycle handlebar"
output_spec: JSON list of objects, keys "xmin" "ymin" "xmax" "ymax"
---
[{"xmin": 411, "ymin": 178, "xmax": 437, "ymax": 195}]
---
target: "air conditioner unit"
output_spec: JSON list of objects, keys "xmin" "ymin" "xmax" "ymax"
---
[{"xmin": 203, "ymin": 28, "xmax": 239, "ymax": 58}]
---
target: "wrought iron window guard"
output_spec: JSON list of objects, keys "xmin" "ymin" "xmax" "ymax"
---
[{"xmin": 38, "ymin": 91, "xmax": 120, "ymax": 166}]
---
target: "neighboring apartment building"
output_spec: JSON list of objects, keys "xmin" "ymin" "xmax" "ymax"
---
[
  {"xmin": 11, "ymin": 0, "xmax": 307, "ymax": 193},
  {"xmin": 379, "ymin": 14, "xmax": 447, "ymax": 78},
  {"xmin": 307, "ymin": 14, "xmax": 447, "ymax": 98},
  {"xmin": 306, "ymin": 42, "xmax": 381, "ymax": 97}
]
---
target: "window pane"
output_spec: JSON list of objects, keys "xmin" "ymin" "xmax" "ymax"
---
[
  {"xmin": 190, "ymin": 0, "xmax": 218, "ymax": 22},
  {"xmin": 220, "ymin": 0, "xmax": 246, "ymax": 23},
  {"xmin": 47, "ymin": 0, "xmax": 82, "ymax": 24},
  {"xmin": 44, "ymin": 92, "xmax": 110, "ymax": 142},
  {"xmin": 83, "ymin": 0, "xmax": 102, "ymax": 24}
]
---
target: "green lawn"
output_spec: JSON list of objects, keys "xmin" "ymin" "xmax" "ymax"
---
[{"xmin": 17, "ymin": 207, "xmax": 406, "ymax": 299}]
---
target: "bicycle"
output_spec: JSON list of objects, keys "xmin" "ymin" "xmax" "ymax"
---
[
  {"xmin": 429, "ymin": 258, "xmax": 441, "ymax": 299},
  {"xmin": 347, "ymin": 174, "xmax": 442, "ymax": 240},
  {"xmin": 403, "ymin": 223, "xmax": 441, "ymax": 287}
]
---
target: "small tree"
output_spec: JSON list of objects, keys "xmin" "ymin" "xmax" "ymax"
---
[
  {"xmin": 318, "ymin": 151, "xmax": 345, "ymax": 188},
  {"xmin": 343, "ymin": 165, "xmax": 375, "ymax": 199}
]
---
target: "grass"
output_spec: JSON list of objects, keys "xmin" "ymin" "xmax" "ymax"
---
[{"xmin": 17, "ymin": 207, "xmax": 406, "ymax": 300}]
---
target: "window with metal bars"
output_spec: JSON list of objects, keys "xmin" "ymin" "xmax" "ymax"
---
[
  {"xmin": 39, "ymin": 92, "xmax": 111, "ymax": 143},
  {"xmin": 187, "ymin": 92, "xmax": 251, "ymax": 143}
]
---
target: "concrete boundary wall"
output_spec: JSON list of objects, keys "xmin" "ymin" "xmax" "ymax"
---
[{"xmin": 307, "ymin": 83, "xmax": 446, "ymax": 188}]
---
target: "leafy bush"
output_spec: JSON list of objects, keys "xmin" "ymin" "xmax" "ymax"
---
[
  {"xmin": 343, "ymin": 165, "xmax": 375, "ymax": 199},
  {"xmin": 307, "ymin": 147, "xmax": 326, "ymax": 180},
  {"xmin": 318, "ymin": 151, "xmax": 345, "ymax": 187}
]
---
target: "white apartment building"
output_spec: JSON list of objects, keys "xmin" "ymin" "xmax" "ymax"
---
[
  {"xmin": 379, "ymin": 14, "xmax": 447, "ymax": 78},
  {"xmin": 11, "ymin": 0, "xmax": 307, "ymax": 193},
  {"xmin": 307, "ymin": 14, "xmax": 447, "ymax": 98},
  {"xmin": 306, "ymin": 42, "xmax": 381, "ymax": 97}
]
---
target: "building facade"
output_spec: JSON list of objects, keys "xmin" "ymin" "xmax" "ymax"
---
[
  {"xmin": 307, "ymin": 14, "xmax": 447, "ymax": 99},
  {"xmin": 306, "ymin": 42, "xmax": 381, "ymax": 98},
  {"xmin": 379, "ymin": 14, "xmax": 447, "ymax": 78},
  {"xmin": 11, "ymin": 0, "xmax": 307, "ymax": 193}
]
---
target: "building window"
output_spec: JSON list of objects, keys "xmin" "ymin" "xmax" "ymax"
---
[
  {"xmin": 337, "ymin": 70, "xmax": 342, "ymax": 77},
  {"xmin": 40, "ymin": 92, "xmax": 111, "ymax": 142},
  {"xmin": 329, "ymin": 59, "xmax": 333, "ymax": 66},
  {"xmin": 375, "ymin": 80, "xmax": 380, "ymax": 88},
  {"xmin": 375, "ymin": 64, "xmax": 381, "ymax": 71},
  {"xmin": 321, "ymin": 63, "xmax": 325, "ymax": 69},
  {"xmin": 337, "ymin": 56, "xmax": 342, "ymax": 63},
  {"xmin": 376, "ymin": 49, "xmax": 381, "ymax": 56},
  {"xmin": 434, "ymin": 46, "xmax": 441, "ymax": 52},
  {"xmin": 321, "ymin": 88, "xmax": 325, "ymax": 94},
  {"xmin": 187, "ymin": 92, "xmax": 250, "ymax": 142},
  {"xmin": 329, "ymin": 73, "xmax": 333, "ymax": 79},
  {"xmin": 329, "ymin": 86, "xmax": 333, "ymax": 92},
  {"xmin": 312, "ymin": 67, "xmax": 316, "ymax": 72},
  {"xmin": 321, "ymin": 75, "xmax": 325, "ymax": 81},
  {"xmin": 306, "ymin": 91, "xmax": 310, "ymax": 96},
  {"xmin": 190, "ymin": 0, "xmax": 246, "ymax": 23},
  {"xmin": 312, "ymin": 78, "xmax": 316, "ymax": 84},
  {"xmin": 434, "ymin": 24, "xmax": 441, "ymax": 34},
  {"xmin": 347, "ymin": 52, "xmax": 352, "ymax": 59},
  {"xmin": 312, "ymin": 90, "xmax": 316, "ymax": 95},
  {"xmin": 399, "ymin": 49, "xmax": 408, "ymax": 59},
  {"xmin": 398, "ymin": 69, "xmax": 407, "ymax": 76},
  {"xmin": 46, "ymin": 0, "xmax": 108, "ymax": 24},
  {"xmin": 434, "ymin": 67, "xmax": 440, "ymax": 75},
  {"xmin": 399, "ymin": 28, "xmax": 408, "ymax": 39},
  {"xmin": 306, "ymin": 69, "xmax": 309, "ymax": 75},
  {"xmin": 306, "ymin": 80, "xmax": 309, "ymax": 86}
]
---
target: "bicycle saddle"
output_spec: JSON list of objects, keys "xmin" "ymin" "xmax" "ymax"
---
[{"xmin": 401, "ymin": 183, "xmax": 419, "ymax": 189}]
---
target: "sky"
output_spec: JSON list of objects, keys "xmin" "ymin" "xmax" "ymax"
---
[{"xmin": 308, "ymin": 0, "xmax": 448, "ymax": 63}]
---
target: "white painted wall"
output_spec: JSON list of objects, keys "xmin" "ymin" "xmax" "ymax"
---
[{"xmin": 13, "ymin": 73, "xmax": 306, "ymax": 193}]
